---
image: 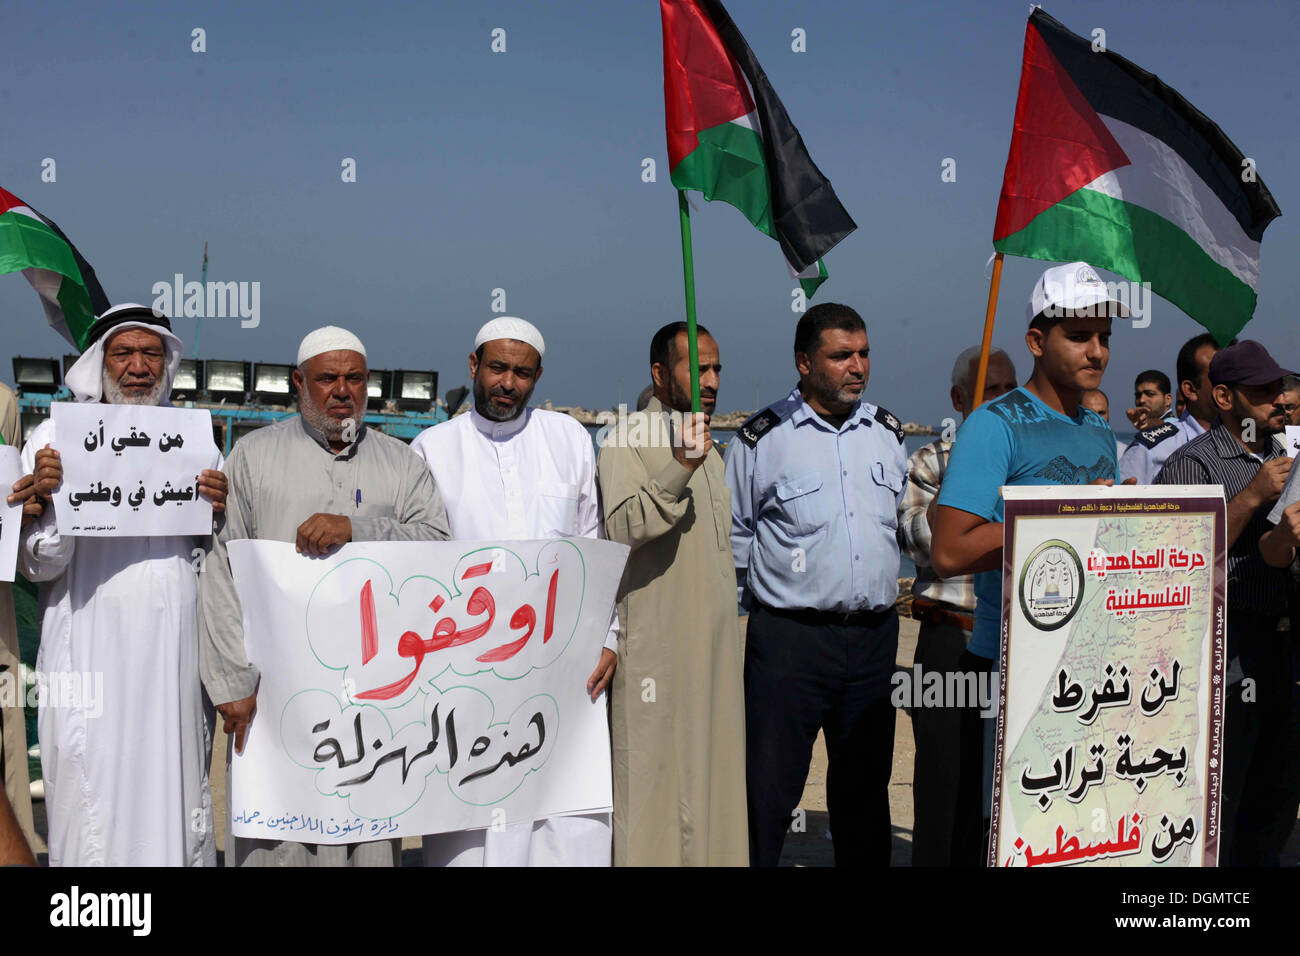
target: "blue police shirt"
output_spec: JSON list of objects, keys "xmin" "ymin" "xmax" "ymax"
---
[
  {"xmin": 723, "ymin": 386, "xmax": 908, "ymax": 613},
  {"xmin": 936, "ymin": 387, "xmax": 1118, "ymax": 659},
  {"xmin": 1118, "ymin": 410, "xmax": 1206, "ymax": 484}
]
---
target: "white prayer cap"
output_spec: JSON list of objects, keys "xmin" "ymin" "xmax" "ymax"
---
[
  {"xmin": 474, "ymin": 316, "xmax": 545, "ymax": 359},
  {"xmin": 297, "ymin": 326, "xmax": 367, "ymax": 365}
]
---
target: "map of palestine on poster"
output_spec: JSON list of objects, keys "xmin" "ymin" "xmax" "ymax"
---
[{"xmin": 990, "ymin": 485, "xmax": 1227, "ymax": 867}]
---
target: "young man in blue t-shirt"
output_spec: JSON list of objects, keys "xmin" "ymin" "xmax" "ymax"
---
[
  {"xmin": 933, "ymin": 261, "xmax": 1129, "ymax": 655},
  {"xmin": 930, "ymin": 261, "xmax": 1131, "ymax": 853}
]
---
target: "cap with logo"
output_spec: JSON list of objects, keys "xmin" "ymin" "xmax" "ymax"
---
[{"xmin": 1027, "ymin": 261, "xmax": 1131, "ymax": 325}]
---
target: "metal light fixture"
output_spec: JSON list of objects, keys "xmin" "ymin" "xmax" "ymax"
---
[
  {"xmin": 444, "ymin": 385, "xmax": 469, "ymax": 414},
  {"xmin": 171, "ymin": 358, "xmax": 205, "ymax": 403},
  {"xmin": 367, "ymin": 369, "xmax": 393, "ymax": 411},
  {"xmin": 253, "ymin": 363, "xmax": 295, "ymax": 403},
  {"xmin": 20, "ymin": 407, "xmax": 49, "ymax": 444},
  {"xmin": 12, "ymin": 357, "xmax": 61, "ymax": 394},
  {"xmin": 205, "ymin": 360, "xmax": 250, "ymax": 400},
  {"xmin": 393, "ymin": 370, "xmax": 438, "ymax": 412}
]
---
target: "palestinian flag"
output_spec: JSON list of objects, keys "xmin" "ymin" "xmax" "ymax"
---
[
  {"xmin": 993, "ymin": 10, "xmax": 1279, "ymax": 344},
  {"xmin": 0, "ymin": 186, "xmax": 109, "ymax": 350},
  {"xmin": 660, "ymin": 0, "xmax": 856, "ymax": 297}
]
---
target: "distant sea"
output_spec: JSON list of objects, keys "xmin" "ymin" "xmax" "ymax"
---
[{"xmin": 585, "ymin": 426, "xmax": 1139, "ymax": 581}]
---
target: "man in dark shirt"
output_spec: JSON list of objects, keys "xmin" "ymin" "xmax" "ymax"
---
[{"xmin": 1155, "ymin": 340, "xmax": 1298, "ymax": 865}]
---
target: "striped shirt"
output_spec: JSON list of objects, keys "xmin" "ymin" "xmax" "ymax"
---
[
  {"xmin": 1154, "ymin": 422, "xmax": 1295, "ymax": 616},
  {"xmin": 898, "ymin": 438, "xmax": 975, "ymax": 613}
]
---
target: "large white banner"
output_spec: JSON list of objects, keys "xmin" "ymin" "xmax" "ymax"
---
[
  {"xmin": 51, "ymin": 402, "xmax": 220, "ymax": 537},
  {"xmin": 0, "ymin": 446, "xmax": 21, "ymax": 582},
  {"xmin": 227, "ymin": 537, "xmax": 628, "ymax": 843}
]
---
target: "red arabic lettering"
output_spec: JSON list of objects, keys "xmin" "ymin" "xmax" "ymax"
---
[
  {"xmin": 354, "ymin": 569, "xmax": 560, "ymax": 698},
  {"xmin": 359, "ymin": 579, "xmax": 378, "ymax": 665}
]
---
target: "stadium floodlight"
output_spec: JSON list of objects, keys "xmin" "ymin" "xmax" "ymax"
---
[
  {"xmin": 205, "ymin": 360, "xmax": 251, "ymax": 401},
  {"xmin": 12, "ymin": 357, "xmax": 61, "ymax": 394},
  {"xmin": 170, "ymin": 358, "xmax": 204, "ymax": 403},
  {"xmin": 393, "ymin": 370, "xmax": 438, "ymax": 412},
  {"xmin": 367, "ymin": 369, "xmax": 393, "ymax": 411},
  {"xmin": 20, "ymin": 407, "xmax": 49, "ymax": 444},
  {"xmin": 253, "ymin": 363, "xmax": 295, "ymax": 403}
]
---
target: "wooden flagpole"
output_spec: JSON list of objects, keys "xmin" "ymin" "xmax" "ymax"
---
[{"xmin": 972, "ymin": 252, "xmax": 1004, "ymax": 410}]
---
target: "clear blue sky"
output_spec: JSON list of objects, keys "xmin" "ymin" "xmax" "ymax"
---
[{"xmin": 3, "ymin": 0, "xmax": 1298, "ymax": 429}]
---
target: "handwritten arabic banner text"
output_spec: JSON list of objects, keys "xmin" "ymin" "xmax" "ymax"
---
[{"xmin": 228, "ymin": 537, "xmax": 628, "ymax": 843}]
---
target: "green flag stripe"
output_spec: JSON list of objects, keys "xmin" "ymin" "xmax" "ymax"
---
[
  {"xmin": 55, "ymin": 275, "xmax": 97, "ymax": 349},
  {"xmin": 993, "ymin": 187, "xmax": 1256, "ymax": 344},
  {"xmin": 670, "ymin": 121, "xmax": 776, "ymax": 237},
  {"xmin": 799, "ymin": 260, "xmax": 828, "ymax": 298},
  {"xmin": 0, "ymin": 210, "xmax": 85, "ymax": 286}
]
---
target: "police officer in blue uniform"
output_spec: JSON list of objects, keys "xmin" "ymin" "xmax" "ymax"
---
[
  {"xmin": 1119, "ymin": 333, "xmax": 1226, "ymax": 484},
  {"xmin": 724, "ymin": 303, "xmax": 907, "ymax": 866}
]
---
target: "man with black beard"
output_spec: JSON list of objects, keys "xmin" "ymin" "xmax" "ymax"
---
[
  {"xmin": 199, "ymin": 325, "xmax": 450, "ymax": 866},
  {"xmin": 724, "ymin": 303, "xmax": 908, "ymax": 866},
  {"xmin": 410, "ymin": 316, "xmax": 617, "ymax": 866},
  {"xmin": 598, "ymin": 321, "xmax": 748, "ymax": 866}
]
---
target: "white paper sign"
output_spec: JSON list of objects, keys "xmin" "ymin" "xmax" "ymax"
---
[
  {"xmin": 0, "ymin": 446, "xmax": 22, "ymax": 582},
  {"xmin": 1285, "ymin": 425, "xmax": 1300, "ymax": 458},
  {"xmin": 51, "ymin": 402, "xmax": 220, "ymax": 537},
  {"xmin": 227, "ymin": 537, "xmax": 629, "ymax": 844}
]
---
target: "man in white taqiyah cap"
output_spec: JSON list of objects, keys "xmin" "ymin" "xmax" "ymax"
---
[
  {"xmin": 411, "ymin": 316, "xmax": 620, "ymax": 867},
  {"xmin": 199, "ymin": 324, "xmax": 452, "ymax": 868}
]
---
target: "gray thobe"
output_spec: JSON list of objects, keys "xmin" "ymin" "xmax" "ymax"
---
[{"xmin": 198, "ymin": 414, "xmax": 450, "ymax": 866}]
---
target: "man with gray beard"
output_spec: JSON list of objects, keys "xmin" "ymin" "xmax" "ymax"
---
[
  {"xmin": 199, "ymin": 325, "xmax": 450, "ymax": 866},
  {"xmin": 14, "ymin": 304, "xmax": 227, "ymax": 865}
]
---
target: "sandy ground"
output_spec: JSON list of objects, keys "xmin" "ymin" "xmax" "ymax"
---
[{"xmin": 31, "ymin": 615, "xmax": 1300, "ymax": 866}]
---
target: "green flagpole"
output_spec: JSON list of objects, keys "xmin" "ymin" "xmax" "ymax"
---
[{"xmin": 676, "ymin": 190, "xmax": 702, "ymax": 415}]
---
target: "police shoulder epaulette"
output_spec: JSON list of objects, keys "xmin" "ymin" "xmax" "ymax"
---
[
  {"xmin": 737, "ymin": 408, "xmax": 783, "ymax": 448},
  {"xmin": 1135, "ymin": 422, "xmax": 1179, "ymax": 449},
  {"xmin": 873, "ymin": 405, "xmax": 906, "ymax": 444}
]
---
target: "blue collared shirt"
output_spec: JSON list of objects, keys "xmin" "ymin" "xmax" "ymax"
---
[
  {"xmin": 1118, "ymin": 410, "xmax": 1206, "ymax": 484},
  {"xmin": 723, "ymin": 386, "xmax": 908, "ymax": 613}
]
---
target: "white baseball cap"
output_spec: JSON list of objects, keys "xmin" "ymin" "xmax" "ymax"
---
[{"xmin": 1027, "ymin": 261, "xmax": 1130, "ymax": 325}]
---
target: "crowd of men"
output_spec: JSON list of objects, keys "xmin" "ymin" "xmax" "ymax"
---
[{"xmin": 1, "ymin": 257, "xmax": 1298, "ymax": 867}]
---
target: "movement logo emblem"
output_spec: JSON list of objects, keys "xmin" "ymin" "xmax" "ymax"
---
[{"xmin": 1018, "ymin": 538, "xmax": 1084, "ymax": 631}]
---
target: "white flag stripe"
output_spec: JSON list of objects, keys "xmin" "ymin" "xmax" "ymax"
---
[{"xmin": 1082, "ymin": 117, "xmax": 1261, "ymax": 289}]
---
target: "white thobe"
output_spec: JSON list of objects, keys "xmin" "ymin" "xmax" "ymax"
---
[
  {"xmin": 19, "ymin": 420, "xmax": 216, "ymax": 866},
  {"xmin": 410, "ymin": 407, "xmax": 615, "ymax": 866}
]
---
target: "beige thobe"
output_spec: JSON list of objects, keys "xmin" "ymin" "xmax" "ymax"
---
[
  {"xmin": 0, "ymin": 383, "xmax": 35, "ymax": 849},
  {"xmin": 597, "ymin": 397, "xmax": 747, "ymax": 865}
]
